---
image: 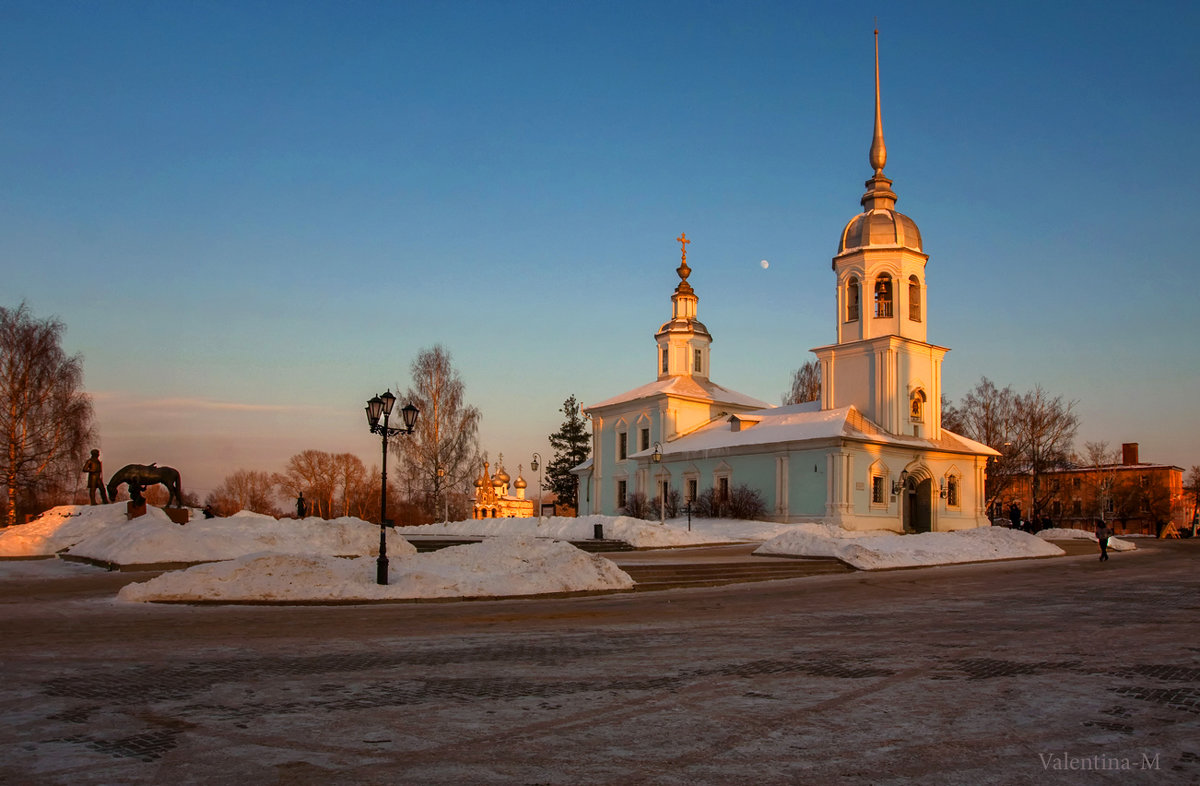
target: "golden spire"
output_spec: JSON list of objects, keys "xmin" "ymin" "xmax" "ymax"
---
[
  {"xmin": 859, "ymin": 27, "xmax": 897, "ymax": 212},
  {"xmin": 869, "ymin": 26, "xmax": 887, "ymax": 175}
]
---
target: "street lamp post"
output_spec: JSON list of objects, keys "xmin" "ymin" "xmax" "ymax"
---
[
  {"xmin": 530, "ymin": 452, "xmax": 543, "ymax": 524},
  {"xmin": 653, "ymin": 442, "xmax": 664, "ymax": 524},
  {"xmin": 365, "ymin": 390, "xmax": 419, "ymax": 586}
]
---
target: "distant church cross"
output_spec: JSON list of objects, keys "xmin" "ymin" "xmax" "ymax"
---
[{"xmin": 677, "ymin": 232, "xmax": 690, "ymax": 262}]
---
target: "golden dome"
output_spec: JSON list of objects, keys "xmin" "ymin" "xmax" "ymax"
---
[{"xmin": 838, "ymin": 207, "xmax": 922, "ymax": 254}]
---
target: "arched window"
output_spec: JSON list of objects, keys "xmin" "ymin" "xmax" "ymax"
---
[
  {"xmin": 910, "ymin": 389, "xmax": 926, "ymax": 422},
  {"xmin": 874, "ymin": 274, "xmax": 893, "ymax": 318},
  {"xmin": 846, "ymin": 277, "xmax": 860, "ymax": 322},
  {"xmin": 946, "ymin": 475, "xmax": 959, "ymax": 507},
  {"xmin": 908, "ymin": 275, "xmax": 921, "ymax": 322}
]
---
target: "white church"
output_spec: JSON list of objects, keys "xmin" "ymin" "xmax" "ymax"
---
[{"xmin": 572, "ymin": 35, "xmax": 996, "ymax": 533}]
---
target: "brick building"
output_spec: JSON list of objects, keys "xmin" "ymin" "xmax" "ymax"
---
[{"xmin": 996, "ymin": 443, "xmax": 1186, "ymax": 536}]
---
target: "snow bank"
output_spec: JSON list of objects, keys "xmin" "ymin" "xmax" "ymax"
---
[
  {"xmin": 1036, "ymin": 527, "xmax": 1137, "ymax": 552},
  {"xmin": 0, "ymin": 503, "xmax": 130, "ymax": 557},
  {"xmin": 117, "ymin": 535, "xmax": 634, "ymax": 603},
  {"xmin": 65, "ymin": 511, "xmax": 394, "ymax": 565},
  {"xmin": 396, "ymin": 515, "xmax": 726, "ymax": 548},
  {"xmin": 756, "ymin": 524, "xmax": 1064, "ymax": 570},
  {"xmin": 0, "ymin": 504, "xmax": 399, "ymax": 564}
]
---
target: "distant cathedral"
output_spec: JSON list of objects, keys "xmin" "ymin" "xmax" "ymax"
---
[
  {"xmin": 572, "ymin": 33, "xmax": 996, "ymax": 532},
  {"xmin": 472, "ymin": 457, "xmax": 535, "ymax": 519}
]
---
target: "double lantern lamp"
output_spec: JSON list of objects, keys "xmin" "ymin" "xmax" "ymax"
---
[{"xmin": 365, "ymin": 390, "xmax": 419, "ymax": 585}]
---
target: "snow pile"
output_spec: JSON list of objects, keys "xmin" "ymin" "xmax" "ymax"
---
[
  {"xmin": 0, "ymin": 503, "xmax": 131, "ymax": 557},
  {"xmin": 1036, "ymin": 527, "xmax": 1137, "ymax": 552},
  {"xmin": 117, "ymin": 535, "xmax": 633, "ymax": 603},
  {"xmin": 65, "ymin": 510, "xmax": 391, "ymax": 565},
  {"xmin": 396, "ymin": 515, "xmax": 727, "ymax": 548},
  {"xmin": 0, "ymin": 504, "xmax": 393, "ymax": 564},
  {"xmin": 756, "ymin": 524, "xmax": 1065, "ymax": 570}
]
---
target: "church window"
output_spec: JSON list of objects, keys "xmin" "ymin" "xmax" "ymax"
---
[
  {"xmin": 871, "ymin": 475, "xmax": 886, "ymax": 505},
  {"xmin": 846, "ymin": 277, "xmax": 860, "ymax": 322},
  {"xmin": 908, "ymin": 275, "xmax": 921, "ymax": 322},
  {"xmin": 694, "ymin": 349, "xmax": 702, "ymax": 374},
  {"xmin": 946, "ymin": 475, "xmax": 959, "ymax": 507},
  {"xmin": 687, "ymin": 478, "xmax": 697, "ymax": 502},
  {"xmin": 874, "ymin": 274, "xmax": 893, "ymax": 318},
  {"xmin": 617, "ymin": 480, "xmax": 627, "ymax": 509},
  {"xmin": 662, "ymin": 348, "xmax": 668, "ymax": 373},
  {"xmin": 718, "ymin": 476, "xmax": 729, "ymax": 503},
  {"xmin": 1072, "ymin": 499, "xmax": 1082, "ymax": 516},
  {"xmin": 618, "ymin": 432, "xmax": 628, "ymax": 460},
  {"xmin": 640, "ymin": 428, "xmax": 650, "ymax": 452}
]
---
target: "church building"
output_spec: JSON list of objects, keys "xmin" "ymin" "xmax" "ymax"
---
[{"xmin": 572, "ymin": 34, "xmax": 996, "ymax": 533}]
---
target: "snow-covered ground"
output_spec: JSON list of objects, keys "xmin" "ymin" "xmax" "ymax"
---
[
  {"xmin": 755, "ymin": 523, "xmax": 1065, "ymax": 570},
  {"xmin": 394, "ymin": 514, "xmax": 797, "ymax": 548},
  {"xmin": 1036, "ymin": 527, "xmax": 1137, "ymax": 552},
  {"xmin": 0, "ymin": 504, "xmax": 1101, "ymax": 603}
]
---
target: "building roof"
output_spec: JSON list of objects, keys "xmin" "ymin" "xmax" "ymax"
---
[
  {"xmin": 585, "ymin": 375, "xmax": 769, "ymax": 413},
  {"xmin": 628, "ymin": 402, "xmax": 998, "ymax": 459}
]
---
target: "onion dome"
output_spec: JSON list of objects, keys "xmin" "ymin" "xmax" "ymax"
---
[{"xmin": 514, "ymin": 475, "xmax": 527, "ymax": 490}]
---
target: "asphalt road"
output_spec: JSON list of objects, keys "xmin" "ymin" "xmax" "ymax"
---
[{"xmin": 2, "ymin": 540, "xmax": 1198, "ymax": 784}]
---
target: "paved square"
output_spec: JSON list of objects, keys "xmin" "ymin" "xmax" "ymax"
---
[{"xmin": 1, "ymin": 542, "xmax": 1198, "ymax": 783}]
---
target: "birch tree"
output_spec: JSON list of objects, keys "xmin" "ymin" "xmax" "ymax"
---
[
  {"xmin": 782, "ymin": 360, "xmax": 821, "ymax": 405},
  {"xmin": 1, "ymin": 304, "xmax": 95, "ymax": 526},
  {"xmin": 393, "ymin": 345, "xmax": 481, "ymax": 523}
]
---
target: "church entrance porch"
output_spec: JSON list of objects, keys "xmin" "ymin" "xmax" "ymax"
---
[{"xmin": 904, "ymin": 476, "xmax": 933, "ymax": 533}]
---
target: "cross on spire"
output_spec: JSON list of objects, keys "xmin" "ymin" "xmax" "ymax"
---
[{"xmin": 677, "ymin": 232, "xmax": 690, "ymax": 263}]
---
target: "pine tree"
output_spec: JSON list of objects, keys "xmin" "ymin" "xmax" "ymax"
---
[{"xmin": 546, "ymin": 395, "xmax": 590, "ymax": 513}]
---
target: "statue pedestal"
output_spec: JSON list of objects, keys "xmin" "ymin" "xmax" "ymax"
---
[
  {"xmin": 164, "ymin": 507, "xmax": 189, "ymax": 525},
  {"xmin": 126, "ymin": 502, "xmax": 147, "ymax": 520}
]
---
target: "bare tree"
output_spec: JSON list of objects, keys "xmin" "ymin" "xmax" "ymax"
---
[
  {"xmin": 393, "ymin": 345, "xmax": 481, "ymax": 523},
  {"xmin": 1012, "ymin": 386, "xmax": 1078, "ymax": 522},
  {"xmin": 1, "ymin": 303, "xmax": 96, "ymax": 526},
  {"xmin": 782, "ymin": 360, "xmax": 820, "ymax": 405},
  {"xmin": 331, "ymin": 452, "xmax": 370, "ymax": 519},
  {"xmin": 274, "ymin": 450, "xmax": 336, "ymax": 518},
  {"xmin": 948, "ymin": 378, "xmax": 1078, "ymax": 519},
  {"xmin": 205, "ymin": 469, "xmax": 280, "ymax": 517},
  {"xmin": 946, "ymin": 377, "xmax": 1019, "ymax": 510}
]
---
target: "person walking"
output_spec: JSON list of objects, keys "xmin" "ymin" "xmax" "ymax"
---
[{"xmin": 1096, "ymin": 519, "xmax": 1110, "ymax": 562}]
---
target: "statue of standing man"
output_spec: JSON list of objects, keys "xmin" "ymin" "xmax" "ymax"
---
[{"xmin": 82, "ymin": 449, "xmax": 109, "ymax": 505}]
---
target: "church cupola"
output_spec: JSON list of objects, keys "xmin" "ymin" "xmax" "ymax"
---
[
  {"xmin": 655, "ymin": 233, "xmax": 712, "ymax": 379},
  {"xmin": 833, "ymin": 29, "xmax": 928, "ymax": 347}
]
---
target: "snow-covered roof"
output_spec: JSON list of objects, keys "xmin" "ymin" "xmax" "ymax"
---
[
  {"xmin": 632, "ymin": 402, "xmax": 999, "ymax": 458},
  {"xmin": 570, "ymin": 457, "xmax": 594, "ymax": 475},
  {"xmin": 586, "ymin": 376, "xmax": 769, "ymax": 412}
]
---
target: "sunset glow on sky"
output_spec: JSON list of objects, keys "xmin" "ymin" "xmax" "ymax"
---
[{"xmin": 4, "ymin": 2, "xmax": 1197, "ymax": 497}]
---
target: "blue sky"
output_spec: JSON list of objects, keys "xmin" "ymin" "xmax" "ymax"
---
[{"xmin": 3, "ymin": 1, "xmax": 1198, "ymax": 497}]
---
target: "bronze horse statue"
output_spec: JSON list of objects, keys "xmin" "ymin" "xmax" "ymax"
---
[{"xmin": 108, "ymin": 464, "xmax": 184, "ymax": 508}]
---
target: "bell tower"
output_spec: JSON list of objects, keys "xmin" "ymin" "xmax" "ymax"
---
[
  {"xmin": 656, "ymin": 233, "xmax": 712, "ymax": 380},
  {"xmin": 813, "ymin": 30, "xmax": 947, "ymax": 439}
]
